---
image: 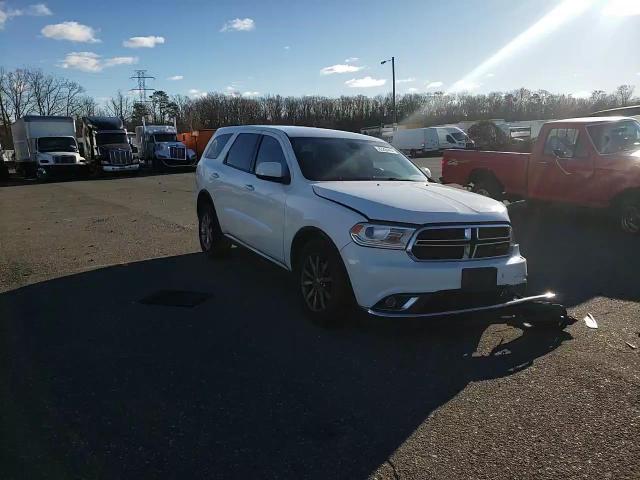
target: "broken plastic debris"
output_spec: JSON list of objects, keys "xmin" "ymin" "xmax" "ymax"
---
[
  {"xmin": 625, "ymin": 342, "xmax": 637, "ymax": 350},
  {"xmin": 583, "ymin": 313, "xmax": 598, "ymax": 329}
]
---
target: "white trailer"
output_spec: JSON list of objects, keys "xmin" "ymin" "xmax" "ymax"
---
[
  {"xmin": 391, "ymin": 126, "xmax": 473, "ymax": 156},
  {"xmin": 11, "ymin": 115, "xmax": 86, "ymax": 179}
]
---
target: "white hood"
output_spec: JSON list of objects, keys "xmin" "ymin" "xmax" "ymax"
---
[{"xmin": 312, "ymin": 181, "xmax": 509, "ymax": 224}]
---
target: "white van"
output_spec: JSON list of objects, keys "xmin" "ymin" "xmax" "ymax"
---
[{"xmin": 391, "ymin": 127, "xmax": 473, "ymax": 156}]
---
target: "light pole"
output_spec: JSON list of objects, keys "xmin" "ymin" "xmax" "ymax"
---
[{"xmin": 381, "ymin": 57, "xmax": 396, "ymax": 127}]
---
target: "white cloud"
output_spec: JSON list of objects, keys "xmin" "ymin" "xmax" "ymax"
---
[
  {"xmin": 486, "ymin": 73, "xmax": 495, "ymax": 78},
  {"xmin": 42, "ymin": 21, "xmax": 100, "ymax": 43},
  {"xmin": 0, "ymin": 2, "xmax": 51, "ymax": 29},
  {"xmin": 345, "ymin": 76, "xmax": 386, "ymax": 88},
  {"xmin": 284, "ymin": 45, "xmax": 290, "ymax": 50},
  {"xmin": 407, "ymin": 87, "xmax": 419, "ymax": 93},
  {"xmin": 320, "ymin": 64, "xmax": 364, "ymax": 75},
  {"xmin": 344, "ymin": 57, "xmax": 359, "ymax": 63},
  {"xmin": 220, "ymin": 17, "xmax": 255, "ymax": 32},
  {"xmin": 425, "ymin": 81, "xmax": 444, "ymax": 89},
  {"xmin": 123, "ymin": 35, "xmax": 165, "ymax": 48},
  {"xmin": 571, "ymin": 90, "xmax": 591, "ymax": 99},
  {"xmin": 59, "ymin": 51, "xmax": 137, "ymax": 72},
  {"xmin": 242, "ymin": 91, "xmax": 260, "ymax": 97},
  {"xmin": 167, "ymin": 75, "xmax": 183, "ymax": 81},
  {"xmin": 396, "ymin": 77, "xmax": 416, "ymax": 83},
  {"xmin": 449, "ymin": 80, "xmax": 480, "ymax": 92},
  {"xmin": 188, "ymin": 88, "xmax": 207, "ymax": 98},
  {"xmin": 602, "ymin": 0, "xmax": 640, "ymax": 16}
]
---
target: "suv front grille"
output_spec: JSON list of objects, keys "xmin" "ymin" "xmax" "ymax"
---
[{"xmin": 409, "ymin": 225, "xmax": 511, "ymax": 261}]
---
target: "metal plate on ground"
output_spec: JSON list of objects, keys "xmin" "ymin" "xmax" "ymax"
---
[{"xmin": 139, "ymin": 290, "xmax": 212, "ymax": 308}]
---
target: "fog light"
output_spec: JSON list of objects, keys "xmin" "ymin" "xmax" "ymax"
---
[{"xmin": 384, "ymin": 296, "xmax": 397, "ymax": 308}]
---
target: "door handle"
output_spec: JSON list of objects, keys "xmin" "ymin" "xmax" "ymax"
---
[
  {"xmin": 537, "ymin": 161, "xmax": 549, "ymax": 166},
  {"xmin": 244, "ymin": 184, "xmax": 255, "ymax": 191}
]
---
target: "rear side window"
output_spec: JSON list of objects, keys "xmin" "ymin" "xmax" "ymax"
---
[
  {"xmin": 204, "ymin": 133, "xmax": 232, "ymax": 159},
  {"xmin": 225, "ymin": 133, "xmax": 260, "ymax": 172},
  {"xmin": 255, "ymin": 136, "xmax": 289, "ymax": 174}
]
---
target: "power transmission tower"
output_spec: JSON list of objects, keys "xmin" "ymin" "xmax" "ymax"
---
[{"xmin": 130, "ymin": 70, "xmax": 155, "ymax": 104}]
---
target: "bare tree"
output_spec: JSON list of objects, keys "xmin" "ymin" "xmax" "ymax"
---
[
  {"xmin": 105, "ymin": 91, "xmax": 133, "ymax": 122},
  {"xmin": 615, "ymin": 85, "xmax": 635, "ymax": 107}
]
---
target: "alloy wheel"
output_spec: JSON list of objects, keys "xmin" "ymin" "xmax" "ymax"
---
[
  {"xmin": 301, "ymin": 254, "xmax": 333, "ymax": 312},
  {"xmin": 199, "ymin": 211, "xmax": 213, "ymax": 250}
]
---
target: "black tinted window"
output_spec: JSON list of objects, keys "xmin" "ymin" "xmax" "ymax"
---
[
  {"xmin": 225, "ymin": 134, "xmax": 260, "ymax": 171},
  {"xmin": 255, "ymin": 136, "xmax": 289, "ymax": 173},
  {"xmin": 205, "ymin": 133, "xmax": 232, "ymax": 159}
]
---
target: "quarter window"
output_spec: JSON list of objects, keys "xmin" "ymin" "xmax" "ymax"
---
[
  {"xmin": 544, "ymin": 128, "xmax": 579, "ymax": 158},
  {"xmin": 255, "ymin": 136, "xmax": 289, "ymax": 175},
  {"xmin": 204, "ymin": 133, "xmax": 232, "ymax": 159},
  {"xmin": 225, "ymin": 133, "xmax": 260, "ymax": 172}
]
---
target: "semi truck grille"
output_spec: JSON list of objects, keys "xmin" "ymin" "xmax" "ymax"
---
[
  {"xmin": 54, "ymin": 155, "xmax": 76, "ymax": 164},
  {"xmin": 409, "ymin": 225, "xmax": 511, "ymax": 261},
  {"xmin": 170, "ymin": 146, "xmax": 186, "ymax": 160},
  {"xmin": 109, "ymin": 150, "xmax": 133, "ymax": 165}
]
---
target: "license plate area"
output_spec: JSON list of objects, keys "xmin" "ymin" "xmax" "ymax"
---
[{"xmin": 461, "ymin": 267, "xmax": 497, "ymax": 291}]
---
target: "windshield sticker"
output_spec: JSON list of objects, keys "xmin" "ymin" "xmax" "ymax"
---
[{"xmin": 374, "ymin": 146, "xmax": 399, "ymax": 154}]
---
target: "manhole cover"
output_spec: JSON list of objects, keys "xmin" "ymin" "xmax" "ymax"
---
[{"xmin": 139, "ymin": 290, "xmax": 212, "ymax": 308}]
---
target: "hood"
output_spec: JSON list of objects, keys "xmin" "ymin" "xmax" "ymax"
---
[
  {"xmin": 99, "ymin": 143, "xmax": 131, "ymax": 151},
  {"xmin": 154, "ymin": 141, "xmax": 186, "ymax": 148},
  {"xmin": 312, "ymin": 181, "xmax": 509, "ymax": 224}
]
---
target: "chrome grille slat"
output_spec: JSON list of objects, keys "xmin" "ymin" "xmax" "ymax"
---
[{"xmin": 408, "ymin": 224, "xmax": 512, "ymax": 261}]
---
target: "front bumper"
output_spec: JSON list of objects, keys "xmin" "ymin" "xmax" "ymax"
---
[
  {"xmin": 102, "ymin": 163, "xmax": 140, "ymax": 172},
  {"xmin": 340, "ymin": 241, "xmax": 529, "ymax": 310},
  {"xmin": 159, "ymin": 158, "xmax": 197, "ymax": 168}
]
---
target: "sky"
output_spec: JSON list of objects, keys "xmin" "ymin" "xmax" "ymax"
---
[{"xmin": 0, "ymin": 0, "xmax": 639, "ymax": 104}]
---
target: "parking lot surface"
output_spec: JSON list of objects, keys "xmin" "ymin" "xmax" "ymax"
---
[{"xmin": 1, "ymin": 173, "xmax": 639, "ymax": 480}]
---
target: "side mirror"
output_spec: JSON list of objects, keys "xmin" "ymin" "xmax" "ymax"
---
[
  {"xmin": 256, "ymin": 161, "xmax": 288, "ymax": 183},
  {"xmin": 422, "ymin": 167, "xmax": 433, "ymax": 180},
  {"xmin": 553, "ymin": 148, "xmax": 565, "ymax": 158}
]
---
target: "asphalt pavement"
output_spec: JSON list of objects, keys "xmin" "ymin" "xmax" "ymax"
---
[{"xmin": 0, "ymin": 172, "xmax": 638, "ymax": 480}]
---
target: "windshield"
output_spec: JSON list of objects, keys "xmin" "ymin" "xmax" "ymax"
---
[
  {"xmin": 450, "ymin": 131, "xmax": 467, "ymax": 141},
  {"xmin": 587, "ymin": 120, "xmax": 640, "ymax": 154},
  {"xmin": 153, "ymin": 133, "xmax": 177, "ymax": 142},
  {"xmin": 96, "ymin": 132, "xmax": 127, "ymax": 145},
  {"xmin": 290, "ymin": 137, "xmax": 426, "ymax": 181},
  {"xmin": 37, "ymin": 137, "xmax": 77, "ymax": 153}
]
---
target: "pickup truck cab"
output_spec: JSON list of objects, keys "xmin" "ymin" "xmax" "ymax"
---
[
  {"xmin": 195, "ymin": 126, "xmax": 551, "ymax": 322},
  {"xmin": 441, "ymin": 117, "xmax": 640, "ymax": 234}
]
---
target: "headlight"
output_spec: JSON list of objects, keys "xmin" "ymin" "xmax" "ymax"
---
[{"xmin": 350, "ymin": 223, "xmax": 415, "ymax": 249}]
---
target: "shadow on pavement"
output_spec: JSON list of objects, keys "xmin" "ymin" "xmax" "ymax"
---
[
  {"xmin": 509, "ymin": 203, "xmax": 640, "ymax": 307},
  {"xmin": 1, "ymin": 249, "xmax": 571, "ymax": 479}
]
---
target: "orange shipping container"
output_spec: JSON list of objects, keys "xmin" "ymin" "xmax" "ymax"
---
[{"xmin": 178, "ymin": 129, "xmax": 216, "ymax": 159}]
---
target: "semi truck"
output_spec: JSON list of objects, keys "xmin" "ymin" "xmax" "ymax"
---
[
  {"xmin": 11, "ymin": 115, "xmax": 86, "ymax": 179},
  {"xmin": 81, "ymin": 116, "xmax": 138, "ymax": 174},
  {"xmin": 441, "ymin": 116, "xmax": 640, "ymax": 234},
  {"xmin": 391, "ymin": 126, "xmax": 474, "ymax": 157},
  {"xmin": 135, "ymin": 121, "xmax": 196, "ymax": 171}
]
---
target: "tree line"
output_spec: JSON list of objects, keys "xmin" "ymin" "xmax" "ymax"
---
[{"xmin": 0, "ymin": 66, "xmax": 637, "ymax": 148}]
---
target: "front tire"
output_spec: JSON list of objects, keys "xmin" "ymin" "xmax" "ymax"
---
[
  {"xmin": 198, "ymin": 201, "xmax": 231, "ymax": 257},
  {"xmin": 618, "ymin": 196, "xmax": 640, "ymax": 235},
  {"xmin": 472, "ymin": 177, "xmax": 502, "ymax": 200},
  {"xmin": 296, "ymin": 238, "xmax": 354, "ymax": 325}
]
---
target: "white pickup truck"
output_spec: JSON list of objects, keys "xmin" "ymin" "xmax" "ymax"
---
[{"xmin": 195, "ymin": 126, "xmax": 552, "ymax": 323}]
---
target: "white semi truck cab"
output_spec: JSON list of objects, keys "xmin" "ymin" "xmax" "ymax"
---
[
  {"xmin": 135, "ymin": 123, "xmax": 196, "ymax": 171},
  {"xmin": 11, "ymin": 115, "xmax": 87, "ymax": 179}
]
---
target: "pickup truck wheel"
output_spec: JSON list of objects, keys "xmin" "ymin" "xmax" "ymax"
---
[
  {"xmin": 297, "ymin": 239, "xmax": 353, "ymax": 325},
  {"xmin": 198, "ymin": 203, "xmax": 231, "ymax": 257},
  {"xmin": 619, "ymin": 198, "xmax": 640, "ymax": 235},
  {"xmin": 472, "ymin": 178, "xmax": 501, "ymax": 200}
]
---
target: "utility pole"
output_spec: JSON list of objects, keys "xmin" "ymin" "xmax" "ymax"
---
[
  {"xmin": 381, "ymin": 57, "xmax": 397, "ymax": 127},
  {"xmin": 130, "ymin": 70, "xmax": 155, "ymax": 105}
]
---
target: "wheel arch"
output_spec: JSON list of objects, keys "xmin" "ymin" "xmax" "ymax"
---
[
  {"xmin": 468, "ymin": 168, "xmax": 503, "ymax": 191},
  {"xmin": 289, "ymin": 226, "xmax": 340, "ymax": 273},
  {"xmin": 197, "ymin": 189, "xmax": 214, "ymax": 214}
]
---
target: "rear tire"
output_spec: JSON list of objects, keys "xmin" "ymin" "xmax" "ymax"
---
[
  {"xmin": 618, "ymin": 196, "xmax": 640, "ymax": 235},
  {"xmin": 198, "ymin": 201, "xmax": 231, "ymax": 258},
  {"xmin": 471, "ymin": 177, "xmax": 502, "ymax": 200},
  {"xmin": 296, "ymin": 238, "xmax": 354, "ymax": 326}
]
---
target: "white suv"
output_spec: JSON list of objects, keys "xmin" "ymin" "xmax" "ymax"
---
[{"xmin": 195, "ymin": 126, "xmax": 550, "ymax": 323}]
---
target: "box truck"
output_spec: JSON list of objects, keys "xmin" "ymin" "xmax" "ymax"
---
[
  {"xmin": 11, "ymin": 115, "xmax": 86, "ymax": 179},
  {"xmin": 135, "ymin": 121, "xmax": 196, "ymax": 170},
  {"xmin": 81, "ymin": 116, "xmax": 138, "ymax": 174},
  {"xmin": 391, "ymin": 127, "xmax": 474, "ymax": 157}
]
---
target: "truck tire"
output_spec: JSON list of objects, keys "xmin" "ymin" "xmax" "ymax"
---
[
  {"xmin": 296, "ymin": 238, "xmax": 354, "ymax": 326},
  {"xmin": 198, "ymin": 201, "xmax": 231, "ymax": 257},
  {"xmin": 618, "ymin": 196, "xmax": 640, "ymax": 235},
  {"xmin": 472, "ymin": 177, "xmax": 502, "ymax": 200}
]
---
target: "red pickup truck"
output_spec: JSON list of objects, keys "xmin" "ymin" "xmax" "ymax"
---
[{"xmin": 441, "ymin": 117, "xmax": 640, "ymax": 234}]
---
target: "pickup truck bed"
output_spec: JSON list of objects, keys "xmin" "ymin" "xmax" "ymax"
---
[{"xmin": 441, "ymin": 149, "xmax": 529, "ymax": 199}]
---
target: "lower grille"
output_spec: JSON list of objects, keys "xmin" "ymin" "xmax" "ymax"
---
[
  {"xmin": 409, "ymin": 224, "xmax": 511, "ymax": 261},
  {"xmin": 170, "ymin": 146, "xmax": 186, "ymax": 160},
  {"xmin": 54, "ymin": 155, "xmax": 76, "ymax": 164}
]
